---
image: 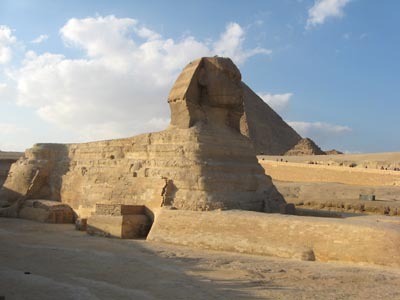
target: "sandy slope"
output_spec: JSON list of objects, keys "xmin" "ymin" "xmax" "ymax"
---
[{"xmin": 0, "ymin": 218, "xmax": 399, "ymax": 300}]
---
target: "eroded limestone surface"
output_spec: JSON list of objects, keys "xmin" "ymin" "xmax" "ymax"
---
[
  {"xmin": 87, "ymin": 204, "xmax": 151, "ymax": 239},
  {"xmin": 148, "ymin": 208, "xmax": 400, "ymax": 267},
  {"xmin": 0, "ymin": 57, "xmax": 285, "ymax": 218},
  {"xmin": 19, "ymin": 199, "xmax": 74, "ymax": 223}
]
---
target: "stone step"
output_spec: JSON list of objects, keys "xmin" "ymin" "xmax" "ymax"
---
[
  {"xmin": 86, "ymin": 204, "xmax": 151, "ymax": 239},
  {"xmin": 87, "ymin": 214, "xmax": 151, "ymax": 239}
]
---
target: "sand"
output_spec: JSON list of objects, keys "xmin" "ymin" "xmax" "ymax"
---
[
  {"xmin": 257, "ymin": 152, "xmax": 400, "ymax": 216},
  {"xmin": 260, "ymin": 152, "xmax": 400, "ymax": 169},
  {"xmin": 0, "ymin": 218, "xmax": 399, "ymax": 300}
]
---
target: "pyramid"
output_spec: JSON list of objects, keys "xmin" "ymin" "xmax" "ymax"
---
[
  {"xmin": 284, "ymin": 138, "xmax": 326, "ymax": 156},
  {"xmin": 240, "ymin": 84, "xmax": 302, "ymax": 155},
  {"xmin": 325, "ymin": 149, "xmax": 343, "ymax": 155}
]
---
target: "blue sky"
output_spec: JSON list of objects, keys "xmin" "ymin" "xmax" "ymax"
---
[{"xmin": 0, "ymin": 0, "xmax": 399, "ymax": 153}]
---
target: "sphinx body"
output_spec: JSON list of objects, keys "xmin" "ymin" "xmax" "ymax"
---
[{"xmin": 0, "ymin": 57, "xmax": 285, "ymax": 218}]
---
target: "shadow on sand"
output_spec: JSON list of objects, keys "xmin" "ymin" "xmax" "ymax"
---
[{"xmin": 0, "ymin": 218, "xmax": 298, "ymax": 300}]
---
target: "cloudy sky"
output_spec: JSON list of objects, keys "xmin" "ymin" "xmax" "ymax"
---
[{"xmin": 0, "ymin": 0, "xmax": 399, "ymax": 153}]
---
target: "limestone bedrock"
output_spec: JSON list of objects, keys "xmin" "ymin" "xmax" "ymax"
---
[
  {"xmin": 148, "ymin": 208, "xmax": 400, "ymax": 267},
  {"xmin": 0, "ymin": 57, "xmax": 285, "ymax": 218}
]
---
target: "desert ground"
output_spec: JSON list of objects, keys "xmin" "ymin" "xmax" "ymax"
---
[
  {"xmin": 1, "ymin": 217, "xmax": 400, "ymax": 300},
  {"xmin": 260, "ymin": 152, "xmax": 400, "ymax": 169},
  {"xmin": 258, "ymin": 152, "xmax": 400, "ymax": 216}
]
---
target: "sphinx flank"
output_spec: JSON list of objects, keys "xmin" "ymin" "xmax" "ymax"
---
[{"xmin": 0, "ymin": 57, "xmax": 286, "ymax": 219}]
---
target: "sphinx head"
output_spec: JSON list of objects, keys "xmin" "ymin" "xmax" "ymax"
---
[{"xmin": 168, "ymin": 57, "xmax": 244, "ymax": 130}]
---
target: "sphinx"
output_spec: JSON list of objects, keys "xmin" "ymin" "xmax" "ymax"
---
[{"xmin": 0, "ymin": 57, "xmax": 285, "ymax": 218}]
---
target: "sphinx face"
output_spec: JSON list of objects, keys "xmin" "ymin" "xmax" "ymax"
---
[
  {"xmin": 167, "ymin": 57, "xmax": 245, "ymax": 129},
  {"xmin": 200, "ymin": 58, "xmax": 243, "ymax": 108}
]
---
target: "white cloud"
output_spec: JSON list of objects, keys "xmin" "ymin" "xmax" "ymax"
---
[
  {"xmin": 31, "ymin": 34, "xmax": 49, "ymax": 44},
  {"xmin": 0, "ymin": 140, "xmax": 28, "ymax": 151},
  {"xmin": 0, "ymin": 82, "xmax": 16, "ymax": 103},
  {"xmin": 0, "ymin": 122, "xmax": 28, "ymax": 135},
  {"xmin": 288, "ymin": 121, "xmax": 351, "ymax": 149},
  {"xmin": 258, "ymin": 92, "xmax": 293, "ymax": 114},
  {"xmin": 288, "ymin": 121, "xmax": 351, "ymax": 142},
  {"xmin": 60, "ymin": 16, "xmax": 137, "ymax": 60},
  {"xmin": 0, "ymin": 25, "xmax": 17, "ymax": 64},
  {"xmin": 5, "ymin": 16, "xmax": 269, "ymax": 142},
  {"xmin": 342, "ymin": 32, "xmax": 351, "ymax": 40},
  {"xmin": 213, "ymin": 22, "xmax": 271, "ymax": 64},
  {"xmin": 306, "ymin": 0, "xmax": 351, "ymax": 29}
]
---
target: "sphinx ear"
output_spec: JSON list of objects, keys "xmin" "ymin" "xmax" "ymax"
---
[{"xmin": 198, "ymin": 67, "xmax": 207, "ymax": 86}]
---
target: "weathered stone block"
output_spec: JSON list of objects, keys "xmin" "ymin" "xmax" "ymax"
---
[
  {"xmin": 95, "ymin": 203, "xmax": 145, "ymax": 216},
  {"xmin": 87, "ymin": 215, "xmax": 150, "ymax": 239},
  {"xmin": 19, "ymin": 199, "xmax": 74, "ymax": 223},
  {"xmin": 75, "ymin": 218, "xmax": 87, "ymax": 231}
]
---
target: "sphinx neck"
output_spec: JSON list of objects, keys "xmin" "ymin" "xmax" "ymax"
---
[{"xmin": 203, "ymin": 106, "xmax": 231, "ymax": 128}]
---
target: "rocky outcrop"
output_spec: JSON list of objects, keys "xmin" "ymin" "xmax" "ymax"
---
[
  {"xmin": 240, "ymin": 85, "xmax": 302, "ymax": 155},
  {"xmin": 19, "ymin": 199, "xmax": 74, "ymax": 223},
  {"xmin": 0, "ymin": 57, "xmax": 285, "ymax": 218},
  {"xmin": 148, "ymin": 208, "xmax": 400, "ymax": 267},
  {"xmin": 285, "ymin": 138, "xmax": 326, "ymax": 156}
]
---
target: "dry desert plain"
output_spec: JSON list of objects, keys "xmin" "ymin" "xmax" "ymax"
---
[
  {"xmin": 259, "ymin": 152, "xmax": 400, "ymax": 216},
  {"xmin": 261, "ymin": 151, "xmax": 400, "ymax": 168},
  {"xmin": 1, "ymin": 217, "xmax": 400, "ymax": 300}
]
